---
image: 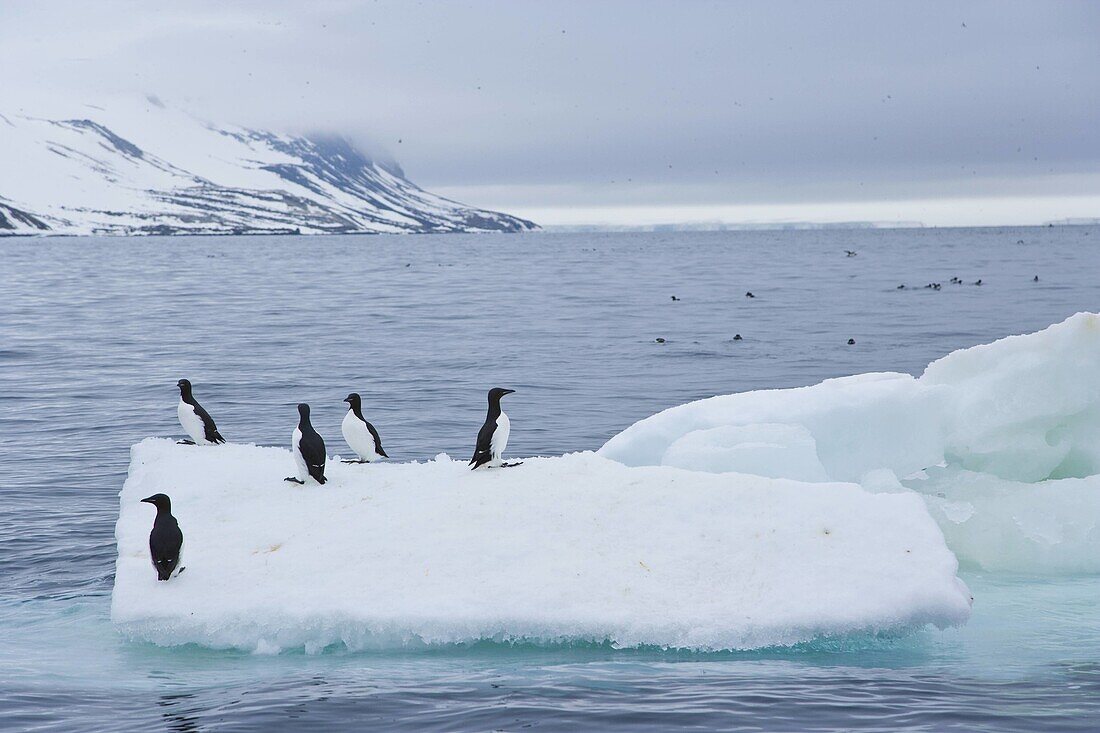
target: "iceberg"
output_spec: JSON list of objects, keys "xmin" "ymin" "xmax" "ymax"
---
[
  {"xmin": 112, "ymin": 439, "xmax": 970, "ymax": 653},
  {"xmin": 600, "ymin": 313, "xmax": 1100, "ymax": 574}
]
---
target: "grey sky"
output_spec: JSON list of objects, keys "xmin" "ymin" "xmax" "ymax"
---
[{"xmin": 3, "ymin": 0, "xmax": 1099, "ymax": 224}]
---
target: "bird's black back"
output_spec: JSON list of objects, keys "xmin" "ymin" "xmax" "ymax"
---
[
  {"xmin": 191, "ymin": 399, "xmax": 225, "ymax": 444},
  {"xmin": 364, "ymin": 419, "xmax": 388, "ymax": 458},
  {"xmin": 350, "ymin": 399, "xmax": 388, "ymax": 458},
  {"xmin": 149, "ymin": 514, "xmax": 183, "ymax": 581},
  {"xmin": 469, "ymin": 402, "xmax": 501, "ymax": 468},
  {"xmin": 298, "ymin": 421, "xmax": 327, "ymax": 484}
]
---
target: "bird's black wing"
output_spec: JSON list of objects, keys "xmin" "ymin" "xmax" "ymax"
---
[
  {"xmin": 300, "ymin": 431, "xmax": 327, "ymax": 484},
  {"xmin": 149, "ymin": 517, "xmax": 184, "ymax": 581},
  {"xmin": 192, "ymin": 401, "xmax": 225, "ymax": 444},
  {"xmin": 469, "ymin": 419, "xmax": 494, "ymax": 468},
  {"xmin": 364, "ymin": 420, "xmax": 388, "ymax": 458}
]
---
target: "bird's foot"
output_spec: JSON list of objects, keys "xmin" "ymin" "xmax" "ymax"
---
[
  {"xmin": 341, "ymin": 459, "xmax": 368, "ymax": 464},
  {"xmin": 284, "ymin": 477, "xmax": 305, "ymax": 484},
  {"xmin": 501, "ymin": 461, "xmax": 525, "ymax": 468},
  {"xmin": 177, "ymin": 439, "xmax": 196, "ymax": 445}
]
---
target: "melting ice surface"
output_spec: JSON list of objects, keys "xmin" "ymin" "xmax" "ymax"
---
[{"xmin": 601, "ymin": 312, "xmax": 1100, "ymax": 575}]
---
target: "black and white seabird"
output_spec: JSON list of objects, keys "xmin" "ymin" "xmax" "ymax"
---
[
  {"xmin": 141, "ymin": 493, "xmax": 184, "ymax": 581},
  {"xmin": 176, "ymin": 379, "xmax": 225, "ymax": 445},
  {"xmin": 286, "ymin": 403, "xmax": 327, "ymax": 484},
  {"xmin": 341, "ymin": 393, "xmax": 388, "ymax": 463},
  {"xmin": 470, "ymin": 387, "xmax": 515, "ymax": 470}
]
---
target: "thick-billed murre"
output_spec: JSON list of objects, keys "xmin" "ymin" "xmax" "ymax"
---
[
  {"xmin": 285, "ymin": 403, "xmax": 327, "ymax": 485},
  {"xmin": 141, "ymin": 493, "xmax": 184, "ymax": 581},
  {"xmin": 341, "ymin": 393, "xmax": 388, "ymax": 463},
  {"xmin": 470, "ymin": 387, "xmax": 516, "ymax": 470},
  {"xmin": 176, "ymin": 379, "xmax": 225, "ymax": 445}
]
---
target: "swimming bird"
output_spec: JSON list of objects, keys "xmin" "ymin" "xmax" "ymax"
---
[
  {"xmin": 176, "ymin": 379, "xmax": 225, "ymax": 445},
  {"xmin": 745, "ymin": 291, "xmax": 755, "ymax": 298},
  {"xmin": 341, "ymin": 393, "xmax": 388, "ymax": 464},
  {"xmin": 285, "ymin": 403, "xmax": 326, "ymax": 485},
  {"xmin": 845, "ymin": 250, "xmax": 857, "ymax": 257},
  {"xmin": 848, "ymin": 338, "xmax": 856, "ymax": 345},
  {"xmin": 141, "ymin": 493, "xmax": 184, "ymax": 581},
  {"xmin": 470, "ymin": 387, "xmax": 515, "ymax": 470}
]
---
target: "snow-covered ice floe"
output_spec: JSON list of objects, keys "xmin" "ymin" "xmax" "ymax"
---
[
  {"xmin": 601, "ymin": 313, "xmax": 1100, "ymax": 575},
  {"xmin": 112, "ymin": 440, "xmax": 970, "ymax": 653}
]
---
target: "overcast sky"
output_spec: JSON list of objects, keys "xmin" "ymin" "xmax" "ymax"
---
[{"xmin": 3, "ymin": 0, "xmax": 1099, "ymax": 225}]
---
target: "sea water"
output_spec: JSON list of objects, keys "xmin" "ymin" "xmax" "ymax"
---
[{"xmin": 1, "ymin": 227, "xmax": 1098, "ymax": 731}]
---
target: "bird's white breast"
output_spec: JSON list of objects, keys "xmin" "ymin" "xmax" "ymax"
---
[
  {"xmin": 341, "ymin": 410, "xmax": 379, "ymax": 461},
  {"xmin": 491, "ymin": 410, "xmax": 510, "ymax": 461},
  {"xmin": 291, "ymin": 426, "xmax": 307, "ymax": 479},
  {"xmin": 178, "ymin": 399, "xmax": 206, "ymax": 444}
]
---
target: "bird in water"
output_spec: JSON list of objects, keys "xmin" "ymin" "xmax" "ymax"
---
[
  {"xmin": 141, "ymin": 493, "xmax": 184, "ymax": 581},
  {"xmin": 341, "ymin": 393, "xmax": 388, "ymax": 464},
  {"xmin": 745, "ymin": 291, "xmax": 755, "ymax": 298},
  {"xmin": 845, "ymin": 250, "xmax": 857, "ymax": 257},
  {"xmin": 285, "ymin": 403, "xmax": 327, "ymax": 485},
  {"xmin": 176, "ymin": 379, "xmax": 225, "ymax": 445},
  {"xmin": 470, "ymin": 387, "xmax": 517, "ymax": 470}
]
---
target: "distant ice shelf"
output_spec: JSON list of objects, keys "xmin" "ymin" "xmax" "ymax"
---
[
  {"xmin": 0, "ymin": 103, "xmax": 536, "ymax": 236},
  {"xmin": 112, "ymin": 440, "xmax": 970, "ymax": 653}
]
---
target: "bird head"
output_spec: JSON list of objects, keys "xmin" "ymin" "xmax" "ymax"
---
[
  {"xmin": 488, "ymin": 387, "xmax": 515, "ymax": 402},
  {"xmin": 141, "ymin": 493, "xmax": 172, "ymax": 512}
]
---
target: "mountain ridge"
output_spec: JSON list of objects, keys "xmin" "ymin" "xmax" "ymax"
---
[{"xmin": 0, "ymin": 106, "xmax": 536, "ymax": 236}]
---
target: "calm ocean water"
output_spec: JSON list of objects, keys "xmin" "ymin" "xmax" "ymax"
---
[{"xmin": 1, "ymin": 227, "xmax": 1099, "ymax": 731}]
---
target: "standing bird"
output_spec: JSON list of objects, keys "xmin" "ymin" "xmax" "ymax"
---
[
  {"xmin": 176, "ymin": 379, "xmax": 225, "ymax": 445},
  {"xmin": 286, "ymin": 403, "xmax": 327, "ymax": 485},
  {"xmin": 141, "ymin": 493, "xmax": 184, "ymax": 581},
  {"xmin": 470, "ymin": 387, "xmax": 515, "ymax": 470},
  {"xmin": 341, "ymin": 393, "xmax": 388, "ymax": 463}
]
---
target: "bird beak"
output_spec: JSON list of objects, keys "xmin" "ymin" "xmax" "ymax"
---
[
  {"xmin": 502, "ymin": 389, "xmax": 515, "ymax": 395},
  {"xmin": 140, "ymin": 496, "xmax": 155, "ymax": 504}
]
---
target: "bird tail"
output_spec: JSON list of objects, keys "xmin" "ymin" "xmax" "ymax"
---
[
  {"xmin": 469, "ymin": 451, "xmax": 490, "ymax": 470},
  {"xmin": 309, "ymin": 465, "xmax": 327, "ymax": 484},
  {"xmin": 211, "ymin": 431, "xmax": 226, "ymax": 444}
]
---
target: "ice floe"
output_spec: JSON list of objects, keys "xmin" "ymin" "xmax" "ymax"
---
[{"xmin": 112, "ymin": 440, "xmax": 970, "ymax": 652}]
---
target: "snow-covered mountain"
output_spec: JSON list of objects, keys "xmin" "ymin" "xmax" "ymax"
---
[{"xmin": 0, "ymin": 104, "xmax": 536, "ymax": 236}]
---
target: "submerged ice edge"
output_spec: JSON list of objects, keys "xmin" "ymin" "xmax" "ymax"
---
[
  {"xmin": 114, "ymin": 614, "xmax": 967, "ymax": 656},
  {"xmin": 599, "ymin": 312, "xmax": 1100, "ymax": 575}
]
